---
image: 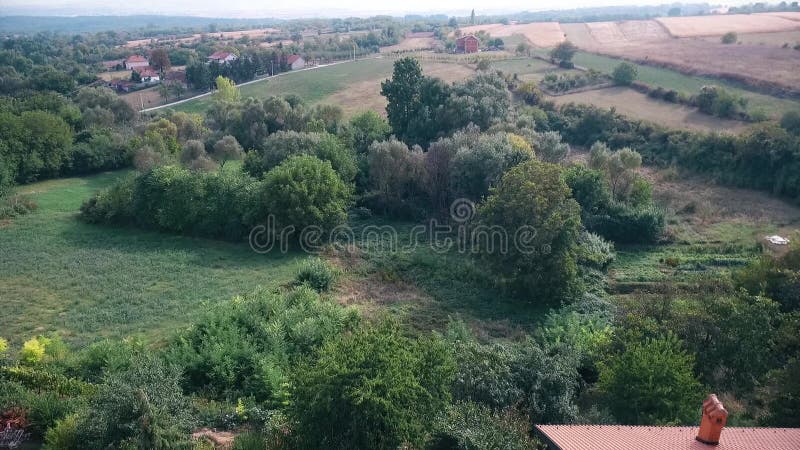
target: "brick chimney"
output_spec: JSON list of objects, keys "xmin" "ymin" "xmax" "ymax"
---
[{"xmin": 696, "ymin": 394, "xmax": 728, "ymax": 445}]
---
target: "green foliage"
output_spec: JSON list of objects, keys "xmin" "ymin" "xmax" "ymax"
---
[
  {"xmin": 576, "ymin": 232, "xmax": 616, "ymax": 270},
  {"xmin": 43, "ymin": 413, "xmax": 80, "ymax": 450},
  {"xmin": 550, "ymin": 40, "xmax": 578, "ymax": 64},
  {"xmin": 232, "ymin": 432, "xmax": 267, "ymax": 450},
  {"xmin": 215, "ymin": 76, "xmax": 240, "ymax": 103},
  {"xmin": 0, "ymin": 110, "xmax": 73, "ymax": 182},
  {"xmin": 476, "ymin": 159, "xmax": 582, "ymax": 303},
  {"xmin": 244, "ymin": 131, "xmax": 357, "ymax": 182},
  {"xmin": 290, "ymin": 320, "xmax": 455, "ymax": 450},
  {"xmin": 295, "ymin": 258, "xmax": 341, "ymax": 292},
  {"xmin": 170, "ymin": 287, "xmax": 358, "ymax": 402},
  {"xmin": 362, "ymin": 138, "xmax": 428, "ymax": 218},
  {"xmin": 695, "ymin": 85, "xmax": 746, "ymax": 119},
  {"xmin": 541, "ymin": 69, "xmax": 605, "ymax": 93},
  {"xmin": 260, "ymin": 155, "xmax": 352, "ymax": 233},
  {"xmin": 612, "ymin": 62, "xmax": 638, "ymax": 86},
  {"xmin": 428, "ymin": 402, "xmax": 540, "ymax": 450},
  {"xmin": 343, "ymin": 110, "xmax": 392, "ymax": 156},
  {"xmin": 0, "ymin": 378, "xmax": 86, "ymax": 438},
  {"xmin": 381, "ymin": 57, "xmax": 425, "ymax": 143},
  {"xmin": 598, "ymin": 334, "xmax": 704, "ymax": 425},
  {"xmin": 77, "ymin": 354, "xmax": 194, "ymax": 450},
  {"xmin": 780, "ymin": 110, "xmax": 800, "ymax": 135}
]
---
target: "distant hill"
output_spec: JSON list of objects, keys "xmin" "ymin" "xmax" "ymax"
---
[{"xmin": 0, "ymin": 15, "xmax": 284, "ymax": 34}]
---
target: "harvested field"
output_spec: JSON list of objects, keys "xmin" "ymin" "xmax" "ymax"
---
[
  {"xmin": 656, "ymin": 14, "xmax": 800, "ymax": 37},
  {"xmin": 699, "ymin": 30, "xmax": 800, "ymax": 47},
  {"xmin": 563, "ymin": 20, "xmax": 800, "ymax": 96},
  {"xmin": 380, "ymin": 37, "xmax": 436, "ymax": 53},
  {"xmin": 549, "ymin": 86, "xmax": 749, "ymax": 133},
  {"xmin": 322, "ymin": 61, "xmax": 474, "ymax": 116},
  {"xmin": 120, "ymin": 86, "xmax": 163, "ymax": 110},
  {"xmin": 124, "ymin": 27, "xmax": 280, "ymax": 47},
  {"xmin": 762, "ymin": 11, "xmax": 800, "ymax": 21},
  {"xmin": 455, "ymin": 22, "xmax": 565, "ymax": 47},
  {"xmin": 97, "ymin": 69, "xmax": 131, "ymax": 82}
]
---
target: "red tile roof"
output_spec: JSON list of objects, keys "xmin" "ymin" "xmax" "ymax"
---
[
  {"xmin": 287, "ymin": 54, "xmax": 302, "ymax": 64},
  {"xmin": 134, "ymin": 67, "xmax": 159, "ymax": 78},
  {"xmin": 535, "ymin": 425, "xmax": 800, "ymax": 450},
  {"xmin": 125, "ymin": 55, "xmax": 148, "ymax": 63}
]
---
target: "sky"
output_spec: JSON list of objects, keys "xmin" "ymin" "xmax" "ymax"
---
[{"xmin": 0, "ymin": 0, "xmax": 719, "ymax": 18}]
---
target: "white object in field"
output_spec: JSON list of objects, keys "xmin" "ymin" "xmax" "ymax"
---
[{"xmin": 765, "ymin": 235, "xmax": 790, "ymax": 245}]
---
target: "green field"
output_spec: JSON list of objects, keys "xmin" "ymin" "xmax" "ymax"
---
[
  {"xmin": 567, "ymin": 51, "xmax": 800, "ymax": 118},
  {"xmin": 1, "ymin": 171, "xmax": 306, "ymax": 346},
  {"xmin": 172, "ymin": 57, "xmax": 396, "ymax": 114}
]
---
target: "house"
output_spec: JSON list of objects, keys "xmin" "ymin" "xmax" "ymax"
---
[
  {"xmin": 207, "ymin": 51, "xmax": 238, "ymax": 64},
  {"xmin": 107, "ymin": 79, "xmax": 135, "ymax": 92},
  {"xmin": 287, "ymin": 54, "xmax": 305, "ymax": 70},
  {"xmin": 455, "ymin": 35, "xmax": 479, "ymax": 53},
  {"xmin": 164, "ymin": 70, "xmax": 187, "ymax": 84},
  {"xmin": 124, "ymin": 55, "xmax": 149, "ymax": 69},
  {"xmin": 535, "ymin": 394, "xmax": 800, "ymax": 450},
  {"xmin": 134, "ymin": 67, "xmax": 160, "ymax": 83}
]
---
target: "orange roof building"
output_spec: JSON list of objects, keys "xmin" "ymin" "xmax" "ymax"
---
[{"xmin": 535, "ymin": 395, "xmax": 800, "ymax": 450}]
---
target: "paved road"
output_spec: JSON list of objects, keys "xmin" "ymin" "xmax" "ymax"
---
[{"xmin": 140, "ymin": 56, "xmax": 381, "ymax": 113}]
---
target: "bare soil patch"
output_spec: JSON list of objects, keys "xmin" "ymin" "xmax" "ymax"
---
[
  {"xmin": 455, "ymin": 22, "xmax": 565, "ymax": 47},
  {"xmin": 120, "ymin": 86, "xmax": 164, "ymax": 110},
  {"xmin": 380, "ymin": 37, "xmax": 436, "ymax": 53},
  {"xmin": 656, "ymin": 14, "xmax": 800, "ymax": 37},
  {"xmin": 550, "ymin": 86, "xmax": 749, "ymax": 133}
]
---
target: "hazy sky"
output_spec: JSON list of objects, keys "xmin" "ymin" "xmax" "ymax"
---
[{"xmin": 1, "ymin": 0, "xmax": 711, "ymax": 18}]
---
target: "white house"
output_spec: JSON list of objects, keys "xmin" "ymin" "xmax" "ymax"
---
[
  {"xmin": 287, "ymin": 54, "xmax": 305, "ymax": 70},
  {"xmin": 124, "ymin": 55, "xmax": 149, "ymax": 69}
]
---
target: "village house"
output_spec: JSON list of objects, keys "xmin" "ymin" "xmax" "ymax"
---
[
  {"xmin": 455, "ymin": 35, "xmax": 479, "ymax": 54},
  {"xmin": 124, "ymin": 55, "xmax": 149, "ymax": 69},
  {"xmin": 134, "ymin": 67, "xmax": 160, "ymax": 83},
  {"xmin": 207, "ymin": 51, "xmax": 238, "ymax": 64},
  {"xmin": 287, "ymin": 54, "xmax": 306, "ymax": 70},
  {"xmin": 101, "ymin": 59, "xmax": 125, "ymax": 71},
  {"xmin": 535, "ymin": 394, "xmax": 800, "ymax": 450}
]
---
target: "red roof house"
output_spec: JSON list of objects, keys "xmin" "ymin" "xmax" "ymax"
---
[
  {"xmin": 287, "ymin": 54, "xmax": 305, "ymax": 70},
  {"xmin": 124, "ymin": 55, "xmax": 149, "ymax": 69},
  {"xmin": 133, "ymin": 66, "xmax": 160, "ymax": 82},
  {"xmin": 456, "ymin": 35, "xmax": 479, "ymax": 53},
  {"xmin": 535, "ymin": 395, "xmax": 800, "ymax": 450}
]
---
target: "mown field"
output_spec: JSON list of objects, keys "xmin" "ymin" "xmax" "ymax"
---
[{"xmin": 1, "ymin": 170, "xmax": 306, "ymax": 346}]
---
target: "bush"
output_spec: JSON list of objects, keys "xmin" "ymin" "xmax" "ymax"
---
[
  {"xmin": 43, "ymin": 413, "xmax": 80, "ymax": 450},
  {"xmin": 428, "ymin": 402, "xmax": 539, "ymax": 450},
  {"xmin": 780, "ymin": 110, "xmax": 800, "ymax": 135},
  {"xmin": 363, "ymin": 138, "xmax": 428, "ymax": 218},
  {"xmin": 612, "ymin": 62, "xmax": 638, "ymax": 86},
  {"xmin": 260, "ymin": 155, "xmax": 352, "ymax": 234},
  {"xmin": 170, "ymin": 287, "xmax": 358, "ymax": 402},
  {"xmin": 295, "ymin": 258, "xmax": 341, "ymax": 292},
  {"xmin": 476, "ymin": 159, "xmax": 582, "ymax": 303},
  {"xmin": 290, "ymin": 320, "xmax": 455, "ymax": 450},
  {"xmin": 450, "ymin": 131, "xmax": 533, "ymax": 202},
  {"xmin": 598, "ymin": 334, "xmax": 704, "ymax": 425},
  {"xmin": 721, "ymin": 31, "xmax": 737, "ymax": 44},
  {"xmin": 244, "ymin": 131, "xmax": 357, "ymax": 182},
  {"xmin": 77, "ymin": 354, "xmax": 194, "ymax": 450},
  {"xmin": 584, "ymin": 202, "xmax": 665, "ymax": 244}
]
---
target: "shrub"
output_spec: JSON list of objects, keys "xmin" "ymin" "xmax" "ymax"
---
[
  {"xmin": 295, "ymin": 258, "xmax": 341, "ymax": 292},
  {"xmin": 77, "ymin": 354, "xmax": 194, "ymax": 450},
  {"xmin": 428, "ymin": 402, "xmax": 540, "ymax": 450},
  {"xmin": 232, "ymin": 432, "xmax": 267, "ymax": 450},
  {"xmin": 476, "ymin": 159, "xmax": 582, "ymax": 303},
  {"xmin": 576, "ymin": 232, "xmax": 616, "ymax": 269},
  {"xmin": 721, "ymin": 31, "xmax": 737, "ymax": 44},
  {"xmin": 450, "ymin": 132, "xmax": 533, "ymax": 201},
  {"xmin": 290, "ymin": 320, "xmax": 455, "ymax": 450},
  {"xmin": 244, "ymin": 131, "xmax": 357, "ymax": 182},
  {"xmin": 43, "ymin": 413, "xmax": 80, "ymax": 450},
  {"xmin": 363, "ymin": 138, "xmax": 428, "ymax": 218},
  {"xmin": 780, "ymin": 110, "xmax": 800, "ymax": 135},
  {"xmin": 260, "ymin": 155, "xmax": 352, "ymax": 234},
  {"xmin": 598, "ymin": 334, "xmax": 704, "ymax": 425},
  {"xmin": 170, "ymin": 287, "xmax": 358, "ymax": 402},
  {"xmin": 612, "ymin": 62, "xmax": 638, "ymax": 86},
  {"xmin": 584, "ymin": 202, "xmax": 665, "ymax": 244}
]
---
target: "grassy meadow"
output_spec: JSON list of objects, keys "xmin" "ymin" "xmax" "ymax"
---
[{"xmin": 1, "ymin": 171, "xmax": 306, "ymax": 346}]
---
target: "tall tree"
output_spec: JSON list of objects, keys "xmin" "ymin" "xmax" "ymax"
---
[
  {"xmin": 380, "ymin": 57, "xmax": 424, "ymax": 142},
  {"xmin": 470, "ymin": 9, "xmax": 476, "ymax": 25},
  {"xmin": 149, "ymin": 48, "xmax": 171, "ymax": 74}
]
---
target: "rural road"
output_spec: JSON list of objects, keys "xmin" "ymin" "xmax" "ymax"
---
[{"xmin": 139, "ymin": 55, "xmax": 383, "ymax": 113}]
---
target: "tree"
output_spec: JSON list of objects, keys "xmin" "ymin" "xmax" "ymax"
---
[
  {"xmin": 516, "ymin": 41, "xmax": 532, "ymax": 56},
  {"xmin": 470, "ymin": 9, "xmax": 476, "ymax": 25},
  {"xmin": 588, "ymin": 142, "xmax": 642, "ymax": 201},
  {"xmin": 533, "ymin": 131, "xmax": 570, "ymax": 163},
  {"xmin": 149, "ymin": 48, "xmax": 171, "ymax": 74},
  {"xmin": 214, "ymin": 75, "xmax": 240, "ymax": 103},
  {"xmin": 260, "ymin": 155, "xmax": 352, "ymax": 233},
  {"xmin": 450, "ymin": 131, "xmax": 533, "ymax": 201},
  {"xmin": 157, "ymin": 83, "xmax": 170, "ymax": 102},
  {"xmin": 168, "ymin": 81, "xmax": 186, "ymax": 100},
  {"xmin": 211, "ymin": 135, "xmax": 243, "ymax": 167},
  {"xmin": 476, "ymin": 159, "xmax": 582, "ymax": 303},
  {"xmin": 550, "ymin": 41, "xmax": 578, "ymax": 66},
  {"xmin": 244, "ymin": 131, "xmax": 357, "ymax": 182},
  {"xmin": 380, "ymin": 57, "xmax": 424, "ymax": 141},
  {"xmin": 597, "ymin": 335, "xmax": 704, "ymax": 425},
  {"xmin": 780, "ymin": 110, "xmax": 800, "ymax": 135},
  {"xmin": 612, "ymin": 62, "xmax": 638, "ymax": 86},
  {"xmin": 179, "ymin": 140, "xmax": 216, "ymax": 171},
  {"xmin": 364, "ymin": 138, "xmax": 428, "ymax": 217},
  {"xmin": 344, "ymin": 110, "xmax": 391, "ymax": 156},
  {"xmin": 290, "ymin": 321, "xmax": 455, "ymax": 450}
]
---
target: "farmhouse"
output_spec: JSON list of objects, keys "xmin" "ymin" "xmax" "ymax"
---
[
  {"xmin": 287, "ymin": 54, "xmax": 306, "ymax": 70},
  {"xmin": 134, "ymin": 67, "xmax": 160, "ymax": 82},
  {"xmin": 535, "ymin": 394, "xmax": 800, "ymax": 450},
  {"xmin": 456, "ymin": 35, "xmax": 479, "ymax": 53},
  {"xmin": 124, "ymin": 55, "xmax": 149, "ymax": 69},
  {"xmin": 207, "ymin": 51, "xmax": 238, "ymax": 64}
]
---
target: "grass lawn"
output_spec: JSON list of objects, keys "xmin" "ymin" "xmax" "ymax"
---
[
  {"xmin": 1, "ymin": 171, "xmax": 306, "ymax": 346},
  {"xmin": 172, "ymin": 58, "xmax": 396, "ymax": 114}
]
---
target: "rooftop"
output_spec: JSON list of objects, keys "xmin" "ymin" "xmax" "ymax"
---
[{"xmin": 535, "ymin": 425, "xmax": 800, "ymax": 450}]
